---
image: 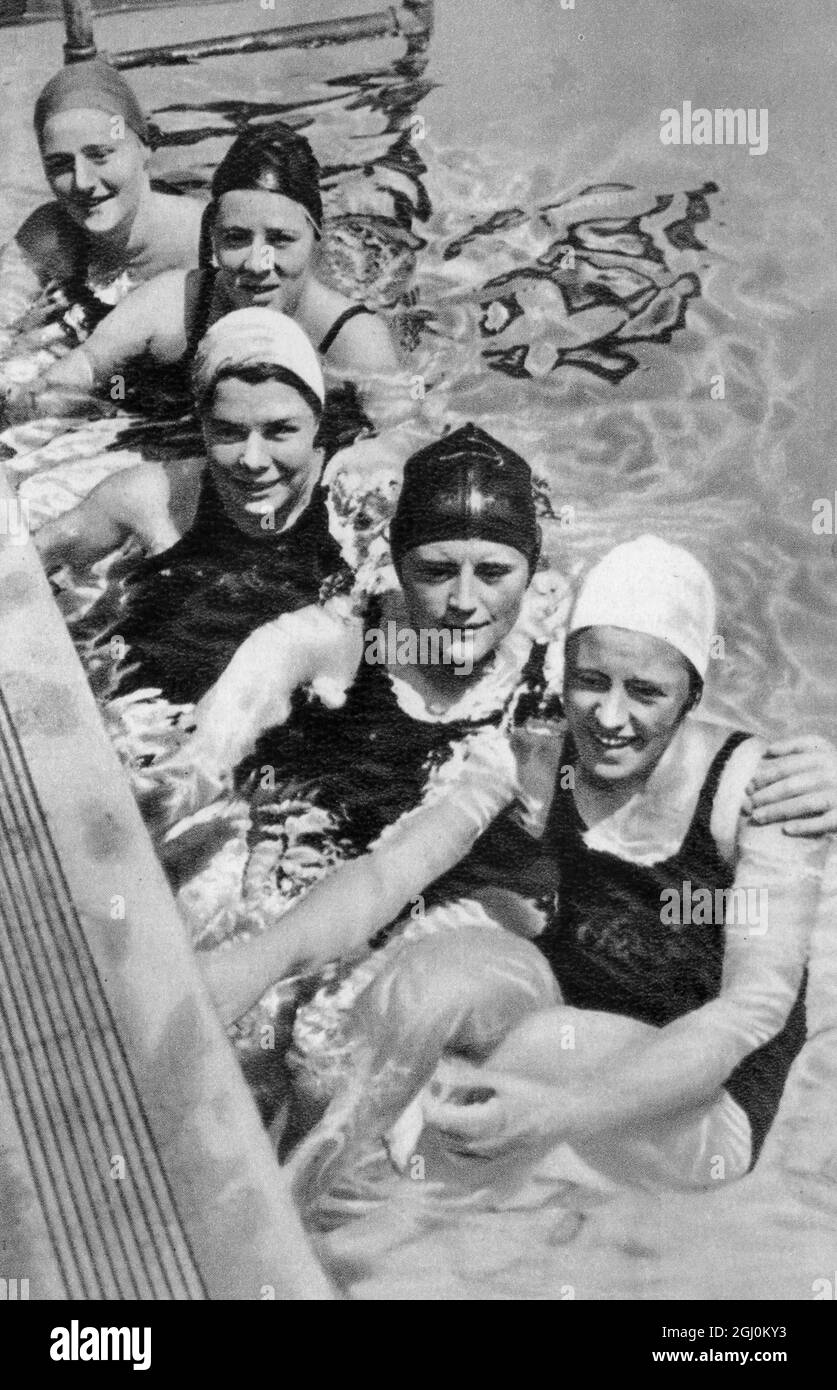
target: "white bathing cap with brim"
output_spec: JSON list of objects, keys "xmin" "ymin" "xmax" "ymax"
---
[
  {"xmin": 191, "ymin": 307, "xmax": 325, "ymax": 409},
  {"xmin": 567, "ymin": 534, "xmax": 717, "ymax": 679}
]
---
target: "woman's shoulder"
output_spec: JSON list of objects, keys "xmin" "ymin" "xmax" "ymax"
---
[
  {"xmin": 101, "ymin": 458, "xmax": 172, "ymax": 515},
  {"xmin": 678, "ymin": 719, "xmax": 761, "ymax": 805},
  {"xmin": 690, "ymin": 721, "xmax": 764, "ymax": 863},
  {"xmin": 300, "ymin": 283, "xmax": 350, "ymax": 344},
  {"xmin": 14, "ymin": 202, "xmax": 80, "ymax": 282},
  {"xmin": 80, "ymin": 459, "xmax": 177, "ymax": 555},
  {"xmin": 104, "ymin": 266, "xmax": 191, "ymax": 317},
  {"xmin": 314, "ymin": 593, "xmax": 367, "ymax": 657},
  {"xmin": 305, "ymin": 282, "xmax": 395, "ymax": 368}
]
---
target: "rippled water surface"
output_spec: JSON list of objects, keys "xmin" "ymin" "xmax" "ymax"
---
[
  {"xmin": 3, "ymin": 0, "xmax": 836, "ymax": 738},
  {"xmin": 133, "ymin": 0, "xmax": 837, "ymax": 740},
  {"xmin": 2, "ymin": 0, "xmax": 836, "ymax": 1299}
]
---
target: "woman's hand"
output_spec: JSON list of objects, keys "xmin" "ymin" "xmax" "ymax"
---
[
  {"xmin": 509, "ymin": 719, "xmax": 568, "ymax": 834},
  {"xmin": 422, "ymin": 1060, "xmax": 563, "ymax": 1159},
  {"xmin": 747, "ymin": 735, "xmax": 837, "ymax": 836}
]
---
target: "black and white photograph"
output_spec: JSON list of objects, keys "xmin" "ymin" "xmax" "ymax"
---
[{"xmin": 1, "ymin": 0, "xmax": 836, "ymax": 1322}]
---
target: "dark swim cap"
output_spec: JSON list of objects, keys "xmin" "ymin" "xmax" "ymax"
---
[
  {"xmin": 210, "ymin": 122, "xmax": 323, "ymax": 237},
  {"xmin": 389, "ymin": 423, "xmax": 541, "ymax": 574},
  {"xmin": 34, "ymin": 60, "xmax": 148, "ymax": 145}
]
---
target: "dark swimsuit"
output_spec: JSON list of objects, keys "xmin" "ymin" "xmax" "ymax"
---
[
  {"xmin": 104, "ymin": 293, "xmax": 378, "ymax": 699},
  {"xmin": 243, "ymin": 602, "xmax": 563, "ymax": 858},
  {"xmin": 110, "ymin": 474, "xmax": 348, "ymax": 704},
  {"xmin": 490, "ymin": 731, "xmax": 805, "ymax": 1161},
  {"xmin": 186, "ymin": 270, "xmax": 377, "ymax": 360}
]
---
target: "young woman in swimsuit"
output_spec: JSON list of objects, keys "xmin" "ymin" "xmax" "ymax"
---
[
  {"xmin": 163, "ymin": 423, "xmax": 562, "ymax": 838},
  {"xmin": 4, "ymin": 122, "xmax": 397, "ymax": 426},
  {"xmin": 183, "ymin": 427, "xmax": 837, "ymax": 847},
  {"xmin": 0, "ymin": 61, "xmax": 202, "ymax": 370},
  {"xmin": 193, "ymin": 535, "xmax": 827, "ymax": 1204},
  {"xmin": 403, "ymin": 536, "xmax": 826, "ymax": 1189},
  {"xmin": 148, "ymin": 434, "xmax": 837, "ymax": 1149},
  {"xmin": 44, "ymin": 309, "xmax": 350, "ymax": 707}
]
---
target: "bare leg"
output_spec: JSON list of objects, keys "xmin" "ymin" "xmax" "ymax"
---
[{"xmin": 284, "ymin": 913, "xmax": 558, "ymax": 1210}]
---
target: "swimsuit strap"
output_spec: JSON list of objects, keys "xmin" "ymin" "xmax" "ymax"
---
[
  {"xmin": 546, "ymin": 728, "xmax": 752, "ymax": 853},
  {"xmin": 185, "ymin": 268, "xmax": 218, "ymax": 358},
  {"xmin": 318, "ymin": 303, "xmax": 375, "ymax": 357},
  {"xmin": 689, "ymin": 729, "xmax": 752, "ymax": 834}
]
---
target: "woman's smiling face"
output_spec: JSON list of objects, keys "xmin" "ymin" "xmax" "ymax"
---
[
  {"xmin": 563, "ymin": 626, "xmax": 694, "ymax": 789},
  {"xmin": 399, "ymin": 539, "xmax": 530, "ymax": 669},
  {"xmin": 201, "ymin": 373, "xmax": 321, "ymax": 538},
  {"xmin": 40, "ymin": 109, "xmax": 148, "ymax": 236},
  {"xmin": 212, "ymin": 189, "xmax": 317, "ymax": 315}
]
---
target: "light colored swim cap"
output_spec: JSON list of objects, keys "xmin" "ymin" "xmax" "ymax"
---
[
  {"xmin": 568, "ymin": 534, "xmax": 717, "ymax": 678},
  {"xmin": 192, "ymin": 307, "xmax": 325, "ymax": 410}
]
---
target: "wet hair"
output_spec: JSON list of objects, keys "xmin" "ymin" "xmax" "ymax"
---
[
  {"xmin": 199, "ymin": 122, "xmax": 323, "ymax": 265},
  {"xmin": 390, "ymin": 423, "xmax": 541, "ymax": 577},
  {"xmin": 198, "ymin": 361, "xmax": 323, "ymax": 423}
]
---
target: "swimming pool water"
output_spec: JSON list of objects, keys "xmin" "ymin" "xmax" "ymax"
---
[
  {"xmin": 2, "ymin": 0, "xmax": 836, "ymax": 1301},
  {"xmin": 3, "ymin": 0, "xmax": 835, "ymax": 745},
  {"xmin": 109, "ymin": 0, "xmax": 837, "ymax": 742}
]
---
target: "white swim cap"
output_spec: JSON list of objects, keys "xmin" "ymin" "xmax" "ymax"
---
[
  {"xmin": 568, "ymin": 534, "xmax": 716, "ymax": 678},
  {"xmin": 192, "ymin": 307, "xmax": 325, "ymax": 409}
]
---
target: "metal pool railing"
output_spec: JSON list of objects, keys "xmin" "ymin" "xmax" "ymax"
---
[{"xmin": 60, "ymin": 0, "xmax": 434, "ymax": 69}]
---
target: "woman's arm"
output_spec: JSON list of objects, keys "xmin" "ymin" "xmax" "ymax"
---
[
  {"xmin": 199, "ymin": 731, "xmax": 519, "ymax": 1026},
  {"xmin": 427, "ymin": 816, "xmax": 824, "ymax": 1155},
  {"xmin": 324, "ymin": 310, "xmax": 400, "ymax": 377},
  {"xmin": 189, "ymin": 599, "xmax": 364, "ymax": 781},
  {"xmin": 747, "ymin": 735, "xmax": 837, "ymax": 836},
  {"xmin": 134, "ymin": 600, "xmax": 363, "ymax": 837},
  {"xmin": 34, "ymin": 462, "xmax": 172, "ymax": 574},
  {"xmin": 559, "ymin": 819, "xmax": 820, "ymax": 1137},
  {"xmin": 4, "ymin": 270, "xmax": 189, "ymax": 421},
  {"xmin": 50, "ymin": 270, "xmax": 188, "ymax": 385},
  {"xmin": 34, "ymin": 485, "xmax": 132, "ymax": 574}
]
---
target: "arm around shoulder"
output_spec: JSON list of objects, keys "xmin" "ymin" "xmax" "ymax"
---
[
  {"xmin": 326, "ymin": 309, "xmax": 400, "ymax": 375},
  {"xmin": 191, "ymin": 599, "xmax": 364, "ymax": 778}
]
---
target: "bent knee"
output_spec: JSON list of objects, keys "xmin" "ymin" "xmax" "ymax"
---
[{"xmin": 356, "ymin": 921, "xmax": 557, "ymax": 1059}]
